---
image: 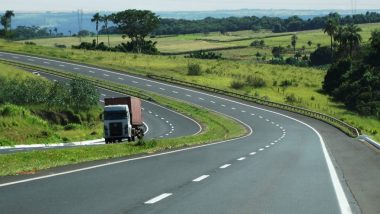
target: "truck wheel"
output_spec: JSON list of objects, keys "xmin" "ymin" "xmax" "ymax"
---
[
  {"xmin": 105, "ymin": 139, "xmax": 109, "ymax": 144},
  {"xmin": 127, "ymin": 137, "xmax": 132, "ymax": 142}
]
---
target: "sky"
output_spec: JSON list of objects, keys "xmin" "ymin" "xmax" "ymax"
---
[{"xmin": 0, "ymin": 0, "xmax": 379, "ymax": 12}]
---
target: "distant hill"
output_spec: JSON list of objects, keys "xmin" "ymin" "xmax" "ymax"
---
[{"xmin": 3, "ymin": 9, "xmax": 380, "ymax": 35}]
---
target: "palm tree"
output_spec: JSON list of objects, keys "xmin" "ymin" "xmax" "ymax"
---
[
  {"xmin": 91, "ymin": 13, "xmax": 101, "ymax": 45},
  {"xmin": 101, "ymin": 14, "xmax": 110, "ymax": 47},
  {"xmin": 323, "ymin": 18, "xmax": 338, "ymax": 53},
  {"xmin": 5, "ymin": 10, "xmax": 15, "ymax": 32},
  {"xmin": 345, "ymin": 23, "xmax": 362, "ymax": 57},
  {"xmin": 291, "ymin": 34, "xmax": 298, "ymax": 54},
  {"xmin": 54, "ymin": 27, "xmax": 58, "ymax": 36}
]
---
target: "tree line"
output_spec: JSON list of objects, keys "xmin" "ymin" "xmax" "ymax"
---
[{"xmin": 99, "ymin": 11, "xmax": 380, "ymax": 35}]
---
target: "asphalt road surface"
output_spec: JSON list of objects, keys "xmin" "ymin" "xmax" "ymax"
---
[{"xmin": 1, "ymin": 52, "xmax": 379, "ymax": 214}]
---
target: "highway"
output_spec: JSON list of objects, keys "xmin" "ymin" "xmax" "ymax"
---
[{"xmin": 0, "ymin": 52, "xmax": 379, "ymax": 214}]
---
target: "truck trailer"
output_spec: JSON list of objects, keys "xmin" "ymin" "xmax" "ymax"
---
[{"xmin": 103, "ymin": 97, "xmax": 144, "ymax": 143}]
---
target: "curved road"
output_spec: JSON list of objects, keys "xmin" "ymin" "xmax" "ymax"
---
[{"xmin": 0, "ymin": 52, "xmax": 379, "ymax": 214}]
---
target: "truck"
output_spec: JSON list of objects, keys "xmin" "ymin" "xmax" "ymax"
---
[{"xmin": 103, "ymin": 97, "xmax": 144, "ymax": 144}]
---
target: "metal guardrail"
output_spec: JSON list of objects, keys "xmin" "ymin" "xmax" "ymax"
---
[{"xmin": 147, "ymin": 74, "xmax": 361, "ymax": 137}]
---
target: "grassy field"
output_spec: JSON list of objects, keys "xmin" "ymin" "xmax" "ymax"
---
[
  {"xmin": 2, "ymin": 23, "xmax": 380, "ymax": 142},
  {"xmin": 20, "ymin": 22, "xmax": 380, "ymax": 57}
]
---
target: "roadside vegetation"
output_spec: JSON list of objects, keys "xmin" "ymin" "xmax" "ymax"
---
[
  {"xmin": 0, "ymin": 62, "xmax": 103, "ymax": 146},
  {"xmin": 0, "ymin": 62, "xmax": 247, "ymax": 176}
]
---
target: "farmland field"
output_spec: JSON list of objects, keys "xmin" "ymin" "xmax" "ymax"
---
[{"xmin": 20, "ymin": 22, "xmax": 380, "ymax": 57}]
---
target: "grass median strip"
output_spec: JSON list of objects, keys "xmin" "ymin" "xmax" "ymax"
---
[{"xmin": 0, "ymin": 60, "xmax": 247, "ymax": 176}]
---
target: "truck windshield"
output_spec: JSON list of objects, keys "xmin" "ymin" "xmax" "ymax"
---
[{"xmin": 104, "ymin": 111, "xmax": 128, "ymax": 120}]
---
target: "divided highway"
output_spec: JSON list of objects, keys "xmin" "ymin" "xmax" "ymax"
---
[{"xmin": 1, "ymin": 52, "xmax": 379, "ymax": 213}]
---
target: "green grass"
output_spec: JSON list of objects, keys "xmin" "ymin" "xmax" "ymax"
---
[
  {"xmin": 0, "ymin": 60, "xmax": 247, "ymax": 176},
  {"xmin": 20, "ymin": 22, "xmax": 380, "ymax": 56},
  {"xmin": 0, "ymin": 62, "xmax": 104, "ymax": 145},
  {"xmin": 2, "ymin": 23, "xmax": 380, "ymax": 142}
]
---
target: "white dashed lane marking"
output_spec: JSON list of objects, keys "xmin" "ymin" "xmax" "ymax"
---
[
  {"xmin": 145, "ymin": 193, "xmax": 172, "ymax": 204},
  {"xmin": 28, "ymin": 59, "xmax": 34, "ymax": 62},
  {"xmin": 199, "ymin": 98, "xmax": 204, "ymax": 100},
  {"xmin": 89, "ymin": 70, "xmax": 95, "ymax": 73},
  {"xmin": 172, "ymin": 91, "xmax": 178, "ymax": 94},
  {"xmin": 237, "ymin": 157, "xmax": 246, "ymax": 161},
  {"xmin": 44, "ymin": 61, "xmax": 50, "ymax": 64},
  {"xmin": 103, "ymin": 74, "xmax": 109, "ymax": 77},
  {"xmin": 259, "ymin": 148, "xmax": 264, "ymax": 151},
  {"xmin": 186, "ymin": 94, "xmax": 191, "ymax": 97},
  {"xmin": 59, "ymin": 64, "xmax": 65, "ymax": 67},
  {"xmin": 220, "ymin": 164, "xmax": 231, "ymax": 169},
  {"xmin": 193, "ymin": 175, "xmax": 209, "ymax": 182},
  {"xmin": 132, "ymin": 81, "xmax": 138, "ymax": 84},
  {"xmin": 118, "ymin": 77, "xmax": 124, "ymax": 80},
  {"xmin": 249, "ymin": 152, "xmax": 256, "ymax": 155},
  {"xmin": 210, "ymin": 101, "xmax": 215, "ymax": 104},
  {"xmin": 160, "ymin": 88, "xmax": 165, "ymax": 91}
]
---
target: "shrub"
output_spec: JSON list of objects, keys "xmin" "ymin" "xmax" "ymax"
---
[
  {"xmin": 310, "ymin": 46, "xmax": 333, "ymax": 66},
  {"xmin": 280, "ymin": 80, "xmax": 293, "ymax": 87},
  {"xmin": 285, "ymin": 94, "xmax": 297, "ymax": 103},
  {"xmin": 186, "ymin": 50, "xmax": 222, "ymax": 59},
  {"xmin": 246, "ymin": 75, "xmax": 266, "ymax": 88},
  {"xmin": 55, "ymin": 44, "xmax": 67, "ymax": 48},
  {"xmin": 187, "ymin": 63, "xmax": 202, "ymax": 76},
  {"xmin": 230, "ymin": 80, "xmax": 245, "ymax": 89},
  {"xmin": 24, "ymin": 41, "xmax": 36, "ymax": 45}
]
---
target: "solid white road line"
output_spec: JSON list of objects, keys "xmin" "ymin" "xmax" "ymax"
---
[
  {"xmin": 144, "ymin": 193, "xmax": 172, "ymax": 204},
  {"xmin": 220, "ymin": 164, "xmax": 231, "ymax": 169},
  {"xmin": 193, "ymin": 175, "xmax": 209, "ymax": 182},
  {"xmin": 237, "ymin": 157, "xmax": 246, "ymax": 161}
]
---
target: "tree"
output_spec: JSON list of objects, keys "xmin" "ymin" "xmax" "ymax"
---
[
  {"xmin": 309, "ymin": 46, "xmax": 333, "ymax": 66},
  {"xmin": 291, "ymin": 34, "xmax": 298, "ymax": 53},
  {"xmin": 0, "ymin": 10, "xmax": 15, "ymax": 37},
  {"xmin": 101, "ymin": 14, "xmax": 111, "ymax": 47},
  {"xmin": 345, "ymin": 23, "xmax": 362, "ymax": 57},
  {"xmin": 369, "ymin": 30, "xmax": 380, "ymax": 53},
  {"xmin": 307, "ymin": 40, "xmax": 312, "ymax": 47},
  {"xmin": 91, "ymin": 12, "xmax": 101, "ymax": 45},
  {"xmin": 323, "ymin": 58, "xmax": 351, "ymax": 93},
  {"xmin": 53, "ymin": 27, "xmax": 58, "ymax": 36},
  {"xmin": 323, "ymin": 18, "xmax": 338, "ymax": 53},
  {"xmin": 4, "ymin": 10, "xmax": 15, "ymax": 32},
  {"xmin": 112, "ymin": 10, "xmax": 159, "ymax": 53},
  {"xmin": 272, "ymin": 46, "xmax": 284, "ymax": 58},
  {"xmin": 68, "ymin": 30, "xmax": 71, "ymax": 36}
]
